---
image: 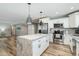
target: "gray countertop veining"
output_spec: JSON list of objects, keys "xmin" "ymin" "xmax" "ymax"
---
[{"xmin": 17, "ymin": 34, "xmax": 48, "ymax": 41}]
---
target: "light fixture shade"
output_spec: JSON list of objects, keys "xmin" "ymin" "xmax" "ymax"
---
[
  {"xmin": 26, "ymin": 3, "xmax": 32, "ymax": 25},
  {"xmin": 26, "ymin": 15, "xmax": 32, "ymax": 24}
]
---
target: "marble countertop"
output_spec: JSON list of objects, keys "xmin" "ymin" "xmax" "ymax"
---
[{"xmin": 17, "ymin": 34, "xmax": 48, "ymax": 41}]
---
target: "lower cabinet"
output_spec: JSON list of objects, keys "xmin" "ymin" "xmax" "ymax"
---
[
  {"xmin": 64, "ymin": 34, "xmax": 72, "ymax": 45},
  {"xmin": 71, "ymin": 38, "xmax": 79, "ymax": 56},
  {"xmin": 49, "ymin": 34, "xmax": 53, "ymax": 43},
  {"xmin": 32, "ymin": 41, "xmax": 40, "ymax": 56},
  {"xmin": 76, "ymin": 42, "xmax": 79, "ymax": 56},
  {"xmin": 32, "ymin": 36, "xmax": 49, "ymax": 56}
]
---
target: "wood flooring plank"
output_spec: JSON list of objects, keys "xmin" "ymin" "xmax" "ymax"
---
[{"xmin": 42, "ymin": 43, "xmax": 72, "ymax": 56}]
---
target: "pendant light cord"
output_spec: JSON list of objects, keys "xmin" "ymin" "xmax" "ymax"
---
[
  {"xmin": 28, "ymin": 4, "xmax": 30, "ymax": 16},
  {"xmin": 27, "ymin": 3, "xmax": 31, "ymax": 16}
]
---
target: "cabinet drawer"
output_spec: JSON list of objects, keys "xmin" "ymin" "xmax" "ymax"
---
[{"xmin": 32, "ymin": 39, "xmax": 41, "ymax": 45}]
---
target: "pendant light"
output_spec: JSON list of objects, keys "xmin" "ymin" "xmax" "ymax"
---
[
  {"xmin": 26, "ymin": 3, "xmax": 32, "ymax": 24},
  {"xmin": 40, "ymin": 11, "xmax": 43, "ymax": 17},
  {"xmin": 39, "ymin": 11, "xmax": 43, "ymax": 25}
]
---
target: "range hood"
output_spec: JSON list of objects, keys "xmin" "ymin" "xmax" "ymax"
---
[{"xmin": 26, "ymin": 3, "xmax": 32, "ymax": 24}]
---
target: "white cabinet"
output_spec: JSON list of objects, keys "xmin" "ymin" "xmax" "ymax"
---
[
  {"xmin": 69, "ymin": 12, "xmax": 79, "ymax": 27},
  {"xmin": 63, "ymin": 18, "xmax": 69, "ymax": 28},
  {"xmin": 50, "ymin": 17, "xmax": 69, "ymax": 28},
  {"xmin": 32, "ymin": 40, "xmax": 40, "ymax": 56},
  {"xmin": 49, "ymin": 34, "xmax": 53, "ymax": 43},
  {"xmin": 69, "ymin": 14, "xmax": 75, "ymax": 27},
  {"xmin": 64, "ymin": 34, "xmax": 71, "ymax": 45},
  {"xmin": 32, "ymin": 35, "xmax": 49, "ymax": 56},
  {"xmin": 64, "ymin": 30, "xmax": 72, "ymax": 45},
  {"xmin": 71, "ymin": 37, "xmax": 79, "ymax": 56},
  {"xmin": 75, "ymin": 14, "xmax": 79, "ymax": 27}
]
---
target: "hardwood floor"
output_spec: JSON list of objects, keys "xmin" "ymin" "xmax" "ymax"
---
[
  {"xmin": 0, "ymin": 38, "xmax": 72, "ymax": 56},
  {"xmin": 41, "ymin": 43, "xmax": 72, "ymax": 56},
  {"xmin": 0, "ymin": 36, "xmax": 16, "ymax": 56}
]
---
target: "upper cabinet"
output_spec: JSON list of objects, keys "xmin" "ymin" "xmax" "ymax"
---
[
  {"xmin": 75, "ymin": 13, "xmax": 79, "ymax": 27},
  {"xmin": 69, "ymin": 12, "xmax": 79, "ymax": 28},
  {"xmin": 50, "ymin": 17, "xmax": 69, "ymax": 28},
  {"xmin": 63, "ymin": 18, "xmax": 69, "ymax": 28}
]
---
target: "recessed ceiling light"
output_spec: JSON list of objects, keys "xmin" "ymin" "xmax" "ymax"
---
[
  {"xmin": 70, "ymin": 6, "xmax": 74, "ymax": 10},
  {"xmin": 56, "ymin": 12, "xmax": 59, "ymax": 14}
]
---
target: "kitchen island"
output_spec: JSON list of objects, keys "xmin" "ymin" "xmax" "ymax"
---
[
  {"xmin": 16, "ymin": 34, "xmax": 49, "ymax": 56},
  {"xmin": 70, "ymin": 35, "xmax": 79, "ymax": 56}
]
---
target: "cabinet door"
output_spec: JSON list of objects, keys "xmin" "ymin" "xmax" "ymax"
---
[
  {"xmin": 37, "ymin": 39, "xmax": 42, "ymax": 55},
  {"xmin": 75, "ymin": 15, "xmax": 79, "ymax": 27},
  {"xmin": 32, "ymin": 39, "xmax": 42, "ymax": 56},
  {"xmin": 32, "ymin": 41, "xmax": 40, "ymax": 56},
  {"xmin": 64, "ymin": 35, "xmax": 70, "ymax": 45},
  {"xmin": 49, "ymin": 34, "xmax": 53, "ymax": 42},
  {"xmin": 63, "ymin": 18, "xmax": 69, "ymax": 28},
  {"xmin": 32, "ymin": 36, "xmax": 49, "ymax": 56},
  {"xmin": 69, "ymin": 14, "xmax": 75, "ymax": 27},
  {"xmin": 41, "ymin": 36, "xmax": 49, "ymax": 52},
  {"xmin": 41, "ymin": 37, "xmax": 46, "ymax": 53}
]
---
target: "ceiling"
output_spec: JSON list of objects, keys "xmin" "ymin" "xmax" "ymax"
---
[{"xmin": 0, "ymin": 3, "xmax": 79, "ymax": 24}]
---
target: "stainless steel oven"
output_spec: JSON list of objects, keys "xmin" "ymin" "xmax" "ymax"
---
[{"xmin": 54, "ymin": 30, "xmax": 63, "ymax": 39}]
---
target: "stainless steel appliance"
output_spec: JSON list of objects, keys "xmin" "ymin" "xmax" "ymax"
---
[
  {"xmin": 54, "ymin": 30, "xmax": 63, "ymax": 39},
  {"xmin": 54, "ymin": 23, "xmax": 63, "ymax": 28}
]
